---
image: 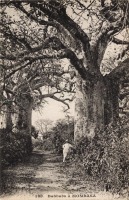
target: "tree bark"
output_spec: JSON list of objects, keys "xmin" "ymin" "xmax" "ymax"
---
[
  {"xmin": 103, "ymin": 77, "xmax": 119, "ymax": 125},
  {"xmin": 6, "ymin": 103, "xmax": 13, "ymax": 131},
  {"xmin": 16, "ymin": 94, "xmax": 33, "ymax": 155},
  {"xmin": 74, "ymin": 74, "xmax": 119, "ymax": 142},
  {"xmin": 17, "ymin": 94, "xmax": 33, "ymax": 135}
]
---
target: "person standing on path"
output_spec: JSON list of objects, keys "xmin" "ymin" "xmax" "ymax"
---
[{"xmin": 62, "ymin": 140, "xmax": 74, "ymax": 162}]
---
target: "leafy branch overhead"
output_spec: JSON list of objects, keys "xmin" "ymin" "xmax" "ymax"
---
[{"xmin": 0, "ymin": 0, "xmax": 129, "ymax": 112}]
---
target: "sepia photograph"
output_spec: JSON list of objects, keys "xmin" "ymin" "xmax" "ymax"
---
[{"xmin": 0, "ymin": 0, "xmax": 129, "ymax": 200}]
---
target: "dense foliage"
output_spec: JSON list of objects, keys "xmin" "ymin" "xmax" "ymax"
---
[
  {"xmin": 49, "ymin": 118, "xmax": 74, "ymax": 153},
  {"xmin": 34, "ymin": 118, "xmax": 74, "ymax": 153},
  {"xmin": 75, "ymin": 116, "xmax": 129, "ymax": 194},
  {"xmin": 1, "ymin": 128, "xmax": 33, "ymax": 167}
]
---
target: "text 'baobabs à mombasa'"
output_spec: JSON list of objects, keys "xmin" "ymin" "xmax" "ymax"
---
[{"xmin": 35, "ymin": 194, "xmax": 96, "ymax": 198}]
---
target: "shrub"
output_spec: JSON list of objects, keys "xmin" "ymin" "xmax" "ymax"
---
[
  {"xmin": 48, "ymin": 118, "xmax": 74, "ymax": 154},
  {"xmin": 31, "ymin": 125, "xmax": 38, "ymax": 139},
  {"xmin": 42, "ymin": 138, "xmax": 54, "ymax": 151},
  {"xmin": 75, "ymin": 117, "xmax": 129, "ymax": 194},
  {"xmin": 32, "ymin": 137, "xmax": 54, "ymax": 151},
  {"xmin": 1, "ymin": 128, "xmax": 33, "ymax": 167}
]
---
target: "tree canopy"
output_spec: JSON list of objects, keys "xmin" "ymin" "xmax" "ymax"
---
[{"xmin": 0, "ymin": 0, "xmax": 129, "ymax": 119}]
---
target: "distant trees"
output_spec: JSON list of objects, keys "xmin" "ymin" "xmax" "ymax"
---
[{"xmin": 36, "ymin": 118, "xmax": 53, "ymax": 135}]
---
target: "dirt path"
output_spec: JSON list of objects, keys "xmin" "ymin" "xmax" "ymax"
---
[{"xmin": 1, "ymin": 150, "xmax": 127, "ymax": 200}]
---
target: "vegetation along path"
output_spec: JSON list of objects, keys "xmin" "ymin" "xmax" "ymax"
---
[{"xmin": 1, "ymin": 150, "xmax": 127, "ymax": 200}]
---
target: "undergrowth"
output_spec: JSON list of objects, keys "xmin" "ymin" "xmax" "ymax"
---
[
  {"xmin": 1, "ymin": 128, "xmax": 33, "ymax": 167},
  {"xmin": 71, "ymin": 117, "xmax": 129, "ymax": 195}
]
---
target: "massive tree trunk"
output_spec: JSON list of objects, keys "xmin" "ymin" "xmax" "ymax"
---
[
  {"xmin": 74, "ymin": 74, "xmax": 119, "ymax": 142},
  {"xmin": 16, "ymin": 93, "xmax": 33, "ymax": 154},
  {"xmin": 104, "ymin": 77, "xmax": 119, "ymax": 125},
  {"xmin": 6, "ymin": 103, "xmax": 13, "ymax": 131},
  {"xmin": 17, "ymin": 94, "xmax": 33, "ymax": 135},
  {"xmin": 74, "ymin": 74, "xmax": 104, "ymax": 141}
]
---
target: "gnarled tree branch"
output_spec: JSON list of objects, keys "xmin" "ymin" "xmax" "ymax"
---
[
  {"xmin": 39, "ymin": 92, "xmax": 71, "ymax": 111},
  {"xmin": 106, "ymin": 58, "xmax": 129, "ymax": 81},
  {"xmin": 27, "ymin": 1, "xmax": 92, "ymax": 58},
  {"xmin": 112, "ymin": 37, "xmax": 129, "ymax": 45}
]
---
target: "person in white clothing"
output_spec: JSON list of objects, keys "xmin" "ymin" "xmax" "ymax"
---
[{"xmin": 62, "ymin": 140, "xmax": 73, "ymax": 162}]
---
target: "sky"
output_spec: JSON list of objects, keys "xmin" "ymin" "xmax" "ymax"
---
[{"xmin": 32, "ymin": 98, "xmax": 75, "ymax": 127}]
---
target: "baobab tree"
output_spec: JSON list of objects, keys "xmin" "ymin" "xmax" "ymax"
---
[
  {"xmin": 0, "ymin": 57, "xmax": 75, "ymax": 135},
  {"xmin": 1, "ymin": 3, "xmax": 75, "ymax": 136},
  {"xmin": 1, "ymin": 0, "xmax": 129, "ymax": 141}
]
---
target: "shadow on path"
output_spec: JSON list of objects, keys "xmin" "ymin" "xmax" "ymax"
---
[
  {"xmin": 1, "ymin": 150, "xmax": 67, "ymax": 196},
  {"xmin": 1, "ymin": 150, "xmax": 126, "ymax": 200}
]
